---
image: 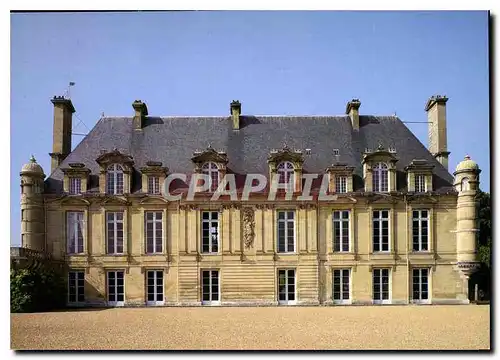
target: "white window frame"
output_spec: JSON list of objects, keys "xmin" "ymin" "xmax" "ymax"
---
[
  {"xmin": 277, "ymin": 210, "xmax": 296, "ymax": 253},
  {"xmin": 201, "ymin": 211, "xmax": 219, "ymax": 254},
  {"xmin": 107, "ymin": 270, "xmax": 125, "ymax": 307},
  {"xmin": 145, "ymin": 211, "xmax": 163, "ymax": 254},
  {"xmin": 372, "ymin": 210, "xmax": 390, "ymax": 252},
  {"xmin": 332, "ymin": 268, "xmax": 351, "ymax": 304},
  {"xmin": 148, "ymin": 176, "xmax": 160, "ymax": 195},
  {"xmin": 277, "ymin": 268, "xmax": 297, "ymax": 305},
  {"xmin": 372, "ymin": 268, "xmax": 392, "ymax": 304},
  {"xmin": 69, "ymin": 177, "xmax": 82, "ymax": 194},
  {"xmin": 106, "ymin": 212, "xmax": 124, "ymax": 254},
  {"xmin": 414, "ymin": 174, "xmax": 426, "ymax": 193},
  {"xmin": 412, "ymin": 209, "xmax": 429, "ymax": 252},
  {"xmin": 201, "ymin": 162, "xmax": 220, "ymax": 192},
  {"xmin": 106, "ymin": 163, "xmax": 124, "ymax": 195},
  {"xmin": 333, "ymin": 210, "xmax": 350, "ymax": 252},
  {"xmin": 277, "ymin": 161, "xmax": 295, "ymax": 190},
  {"xmin": 68, "ymin": 270, "xmax": 85, "ymax": 305},
  {"xmin": 67, "ymin": 211, "xmax": 84, "ymax": 254},
  {"xmin": 201, "ymin": 269, "xmax": 220, "ymax": 305},
  {"xmin": 146, "ymin": 270, "xmax": 164, "ymax": 306},
  {"xmin": 335, "ymin": 175, "xmax": 347, "ymax": 193},
  {"xmin": 412, "ymin": 268, "xmax": 430, "ymax": 304},
  {"xmin": 372, "ymin": 162, "xmax": 389, "ymax": 192}
]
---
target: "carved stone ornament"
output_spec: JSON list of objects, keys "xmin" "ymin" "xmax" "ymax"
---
[{"xmin": 242, "ymin": 207, "xmax": 255, "ymax": 249}]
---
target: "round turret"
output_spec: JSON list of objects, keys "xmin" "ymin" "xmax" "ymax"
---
[
  {"xmin": 455, "ymin": 155, "xmax": 479, "ymax": 173},
  {"xmin": 20, "ymin": 155, "xmax": 45, "ymax": 177}
]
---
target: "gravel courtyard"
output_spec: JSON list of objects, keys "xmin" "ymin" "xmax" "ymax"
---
[{"xmin": 11, "ymin": 305, "xmax": 490, "ymax": 350}]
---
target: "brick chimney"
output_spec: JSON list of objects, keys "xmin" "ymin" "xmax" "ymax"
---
[
  {"xmin": 425, "ymin": 95, "xmax": 449, "ymax": 171},
  {"xmin": 132, "ymin": 100, "xmax": 148, "ymax": 130},
  {"xmin": 230, "ymin": 100, "xmax": 241, "ymax": 130},
  {"xmin": 49, "ymin": 96, "xmax": 75, "ymax": 172},
  {"xmin": 346, "ymin": 99, "xmax": 361, "ymax": 131}
]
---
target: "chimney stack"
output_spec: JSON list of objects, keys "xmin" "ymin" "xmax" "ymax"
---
[
  {"xmin": 132, "ymin": 100, "xmax": 148, "ymax": 130},
  {"xmin": 425, "ymin": 95, "xmax": 449, "ymax": 171},
  {"xmin": 346, "ymin": 99, "xmax": 361, "ymax": 131},
  {"xmin": 49, "ymin": 96, "xmax": 75, "ymax": 172},
  {"xmin": 230, "ymin": 100, "xmax": 241, "ymax": 130}
]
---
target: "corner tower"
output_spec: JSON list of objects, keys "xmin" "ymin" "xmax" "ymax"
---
[
  {"xmin": 453, "ymin": 155, "xmax": 481, "ymax": 302},
  {"xmin": 20, "ymin": 155, "xmax": 46, "ymax": 252}
]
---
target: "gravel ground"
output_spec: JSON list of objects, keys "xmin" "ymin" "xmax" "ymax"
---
[{"xmin": 11, "ymin": 305, "xmax": 490, "ymax": 350}]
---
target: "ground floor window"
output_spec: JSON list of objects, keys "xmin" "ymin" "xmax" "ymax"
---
[
  {"xmin": 146, "ymin": 270, "xmax": 164, "ymax": 306},
  {"xmin": 278, "ymin": 269, "xmax": 296, "ymax": 304},
  {"xmin": 333, "ymin": 269, "xmax": 350, "ymax": 303},
  {"xmin": 412, "ymin": 268, "xmax": 430, "ymax": 303},
  {"xmin": 107, "ymin": 270, "xmax": 125, "ymax": 306},
  {"xmin": 68, "ymin": 270, "xmax": 85, "ymax": 304},
  {"xmin": 373, "ymin": 268, "xmax": 391, "ymax": 304},
  {"xmin": 201, "ymin": 270, "xmax": 219, "ymax": 304}
]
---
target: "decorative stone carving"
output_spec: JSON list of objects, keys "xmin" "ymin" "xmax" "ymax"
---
[{"xmin": 242, "ymin": 207, "xmax": 255, "ymax": 249}]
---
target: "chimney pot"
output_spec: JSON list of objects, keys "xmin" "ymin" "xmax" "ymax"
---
[
  {"xmin": 346, "ymin": 99, "xmax": 361, "ymax": 130},
  {"xmin": 132, "ymin": 100, "xmax": 148, "ymax": 130},
  {"xmin": 230, "ymin": 100, "xmax": 242, "ymax": 130}
]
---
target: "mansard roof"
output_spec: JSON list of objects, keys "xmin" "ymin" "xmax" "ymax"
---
[{"xmin": 45, "ymin": 114, "xmax": 454, "ymax": 194}]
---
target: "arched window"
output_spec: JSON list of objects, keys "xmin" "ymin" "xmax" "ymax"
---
[
  {"xmin": 202, "ymin": 162, "xmax": 220, "ymax": 192},
  {"xmin": 372, "ymin": 163, "xmax": 389, "ymax": 192},
  {"xmin": 106, "ymin": 164, "xmax": 124, "ymax": 195},
  {"xmin": 461, "ymin": 177, "xmax": 469, "ymax": 192},
  {"xmin": 277, "ymin": 161, "xmax": 295, "ymax": 188}
]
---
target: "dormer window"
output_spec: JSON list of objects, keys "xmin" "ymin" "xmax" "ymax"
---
[
  {"xmin": 277, "ymin": 161, "xmax": 294, "ymax": 187},
  {"xmin": 148, "ymin": 176, "xmax": 160, "ymax": 195},
  {"xmin": 267, "ymin": 145, "xmax": 304, "ymax": 193},
  {"xmin": 201, "ymin": 162, "xmax": 220, "ymax": 192},
  {"xmin": 404, "ymin": 159, "xmax": 434, "ymax": 193},
  {"xmin": 106, "ymin": 164, "xmax": 124, "ymax": 195},
  {"xmin": 461, "ymin": 177, "xmax": 469, "ymax": 192},
  {"xmin": 415, "ymin": 174, "xmax": 426, "ymax": 193},
  {"xmin": 191, "ymin": 146, "xmax": 228, "ymax": 193},
  {"xmin": 61, "ymin": 162, "xmax": 90, "ymax": 194},
  {"xmin": 335, "ymin": 175, "xmax": 347, "ymax": 193},
  {"xmin": 372, "ymin": 163, "xmax": 389, "ymax": 192},
  {"xmin": 69, "ymin": 177, "xmax": 82, "ymax": 195}
]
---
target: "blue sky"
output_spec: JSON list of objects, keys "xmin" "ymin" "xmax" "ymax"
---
[{"xmin": 10, "ymin": 11, "xmax": 489, "ymax": 245}]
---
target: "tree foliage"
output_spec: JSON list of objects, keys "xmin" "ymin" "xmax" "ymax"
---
[
  {"xmin": 476, "ymin": 190, "xmax": 491, "ymax": 268},
  {"xmin": 10, "ymin": 267, "xmax": 66, "ymax": 313}
]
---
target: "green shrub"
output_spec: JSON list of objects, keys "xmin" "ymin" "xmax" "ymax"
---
[{"xmin": 11, "ymin": 267, "xmax": 66, "ymax": 313}]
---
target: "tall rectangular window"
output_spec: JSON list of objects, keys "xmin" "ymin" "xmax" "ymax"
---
[
  {"xmin": 145, "ymin": 212, "xmax": 163, "ymax": 254},
  {"xmin": 373, "ymin": 210, "xmax": 390, "ymax": 252},
  {"xmin": 333, "ymin": 211, "xmax": 349, "ymax": 252},
  {"xmin": 107, "ymin": 270, "xmax": 125, "ymax": 306},
  {"xmin": 69, "ymin": 177, "xmax": 82, "ymax": 194},
  {"xmin": 146, "ymin": 270, "xmax": 164, "ymax": 305},
  {"xmin": 201, "ymin": 270, "xmax": 219, "ymax": 304},
  {"xmin": 148, "ymin": 176, "xmax": 160, "ymax": 195},
  {"xmin": 415, "ymin": 174, "xmax": 426, "ymax": 193},
  {"xmin": 333, "ymin": 269, "xmax": 350, "ymax": 303},
  {"xmin": 412, "ymin": 268, "xmax": 429, "ymax": 303},
  {"xmin": 68, "ymin": 271, "xmax": 85, "ymax": 303},
  {"xmin": 201, "ymin": 211, "xmax": 219, "ymax": 253},
  {"xmin": 373, "ymin": 268, "xmax": 390, "ymax": 303},
  {"xmin": 67, "ymin": 212, "xmax": 84, "ymax": 254},
  {"xmin": 412, "ymin": 210, "xmax": 429, "ymax": 251},
  {"xmin": 106, "ymin": 212, "xmax": 124, "ymax": 254},
  {"xmin": 278, "ymin": 269, "xmax": 296, "ymax": 304},
  {"xmin": 277, "ymin": 211, "xmax": 295, "ymax": 253},
  {"xmin": 335, "ymin": 175, "xmax": 347, "ymax": 193}
]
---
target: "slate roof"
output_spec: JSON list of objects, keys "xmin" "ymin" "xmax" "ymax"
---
[{"xmin": 45, "ymin": 114, "xmax": 455, "ymax": 194}]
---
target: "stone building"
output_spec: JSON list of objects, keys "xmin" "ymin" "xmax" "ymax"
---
[{"xmin": 19, "ymin": 94, "xmax": 481, "ymax": 306}]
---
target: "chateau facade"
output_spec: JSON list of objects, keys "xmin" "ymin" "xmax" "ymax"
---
[{"xmin": 19, "ymin": 95, "xmax": 481, "ymax": 306}]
